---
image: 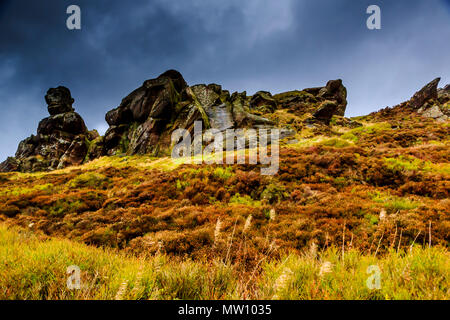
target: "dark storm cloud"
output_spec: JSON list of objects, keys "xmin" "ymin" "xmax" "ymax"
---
[{"xmin": 0, "ymin": 0, "xmax": 449, "ymax": 161}]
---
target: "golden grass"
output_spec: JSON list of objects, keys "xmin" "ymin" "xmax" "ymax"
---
[{"xmin": 1, "ymin": 224, "xmax": 448, "ymax": 300}]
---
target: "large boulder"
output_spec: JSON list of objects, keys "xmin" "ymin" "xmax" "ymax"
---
[
  {"xmin": 105, "ymin": 106, "xmax": 133, "ymax": 127},
  {"xmin": 409, "ymin": 78, "xmax": 440, "ymax": 109},
  {"xmin": 403, "ymin": 78, "xmax": 450, "ymax": 122},
  {"xmin": 191, "ymin": 84, "xmax": 222, "ymax": 109},
  {"xmin": 316, "ymin": 79, "xmax": 347, "ymax": 116},
  {"xmin": 230, "ymin": 91, "xmax": 273, "ymax": 128},
  {"xmin": 103, "ymin": 70, "xmax": 189, "ymax": 156},
  {"xmin": 301, "ymin": 79, "xmax": 347, "ymax": 116},
  {"xmin": 37, "ymin": 112, "xmax": 87, "ymax": 135},
  {"xmin": 250, "ymin": 91, "xmax": 277, "ymax": 113},
  {"xmin": 420, "ymin": 105, "xmax": 447, "ymax": 121},
  {"xmin": 275, "ymin": 79, "xmax": 348, "ymax": 120},
  {"xmin": 57, "ymin": 136, "xmax": 90, "ymax": 169}
]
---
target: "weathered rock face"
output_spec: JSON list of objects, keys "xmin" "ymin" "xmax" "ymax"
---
[
  {"xmin": 419, "ymin": 105, "xmax": 447, "ymax": 121},
  {"xmin": 103, "ymin": 70, "xmax": 189, "ymax": 156},
  {"xmin": 312, "ymin": 101, "xmax": 339, "ymax": 124},
  {"xmin": 102, "ymin": 70, "xmax": 280, "ymax": 157},
  {"xmin": 272, "ymin": 79, "xmax": 348, "ymax": 125},
  {"xmin": 406, "ymin": 78, "xmax": 449, "ymax": 122},
  {"xmin": 0, "ymin": 157, "xmax": 19, "ymax": 172},
  {"xmin": 0, "ymin": 87, "xmax": 95, "ymax": 172},
  {"xmin": 409, "ymin": 78, "xmax": 440, "ymax": 109},
  {"xmin": 191, "ymin": 84, "xmax": 234, "ymax": 131},
  {"xmin": 38, "ymin": 112, "xmax": 87, "ymax": 136},
  {"xmin": 100, "ymin": 73, "xmax": 350, "ymax": 156},
  {"xmin": 313, "ymin": 79, "xmax": 347, "ymax": 116}
]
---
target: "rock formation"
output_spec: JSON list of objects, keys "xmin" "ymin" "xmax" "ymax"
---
[
  {"xmin": 409, "ymin": 78, "xmax": 440, "ymax": 109},
  {"xmin": 1, "ymin": 72, "xmax": 449, "ymax": 174},
  {"xmin": 101, "ymin": 71, "xmax": 349, "ymax": 156},
  {"xmin": 304, "ymin": 79, "xmax": 348, "ymax": 117},
  {"xmin": 272, "ymin": 79, "xmax": 348, "ymax": 125},
  {"xmin": 102, "ymin": 70, "xmax": 188, "ymax": 156},
  {"xmin": 0, "ymin": 87, "xmax": 97, "ymax": 172},
  {"xmin": 407, "ymin": 78, "xmax": 449, "ymax": 122},
  {"xmin": 1, "ymin": 71, "xmax": 351, "ymax": 172},
  {"xmin": 102, "ymin": 70, "xmax": 286, "ymax": 157}
]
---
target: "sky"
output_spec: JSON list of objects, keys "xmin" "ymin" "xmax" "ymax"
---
[{"xmin": 0, "ymin": 0, "xmax": 449, "ymax": 161}]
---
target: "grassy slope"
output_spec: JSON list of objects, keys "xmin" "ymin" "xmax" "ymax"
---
[
  {"xmin": 0, "ymin": 224, "xmax": 448, "ymax": 300},
  {"xmin": 0, "ymin": 111, "xmax": 449, "ymax": 299}
]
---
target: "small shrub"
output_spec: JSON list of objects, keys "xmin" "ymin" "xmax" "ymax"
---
[
  {"xmin": 212, "ymin": 167, "xmax": 234, "ymax": 180},
  {"xmin": 321, "ymin": 138, "xmax": 351, "ymax": 148},
  {"xmin": 369, "ymin": 191, "xmax": 420, "ymax": 211},
  {"xmin": 68, "ymin": 172, "xmax": 109, "ymax": 189},
  {"xmin": 229, "ymin": 193, "xmax": 261, "ymax": 207},
  {"xmin": 261, "ymin": 183, "xmax": 287, "ymax": 204}
]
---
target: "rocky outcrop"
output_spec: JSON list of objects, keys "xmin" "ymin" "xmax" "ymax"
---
[
  {"xmin": 419, "ymin": 105, "xmax": 447, "ymax": 121},
  {"xmin": 103, "ymin": 70, "xmax": 188, "ymax": 156},
  {"xmin": 437, "ymin": 84, "xmax": 450, "ymax": 105},
  {"xmin": 409, "ymin": 78, "xmax": 440, "ymax": 109},
  {"xmin": 1, "ymin": 71, "xmax": 351, "ymax": 172},
  {"xmin": 102, "ymin": 70, "xmax": 199, "ymax": 156},
  {"xmin": 0, "ymin": 87, "xmax": 96, "ymax": 172},
  {"xmin": 407, "ymin": 78, "xmax": 449, "ymax": 122},
  {"xmin": 303, "ymin": 79, "xmax": 347, "ymax": 117},
  {"xmin": 271, "ymin": 79, "xmax": 348, "ymax": 125},
  {"xmin": 0, "ymin": 157, "xmax": 19, "ymax": 172},
  {"xmin": 102, "ymin": 70, "xmax": 279, "ymax": 157}
]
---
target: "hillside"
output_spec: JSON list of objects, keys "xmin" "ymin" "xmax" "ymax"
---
[
  {"xmin": 0, "ymin": 74, "xmax": 449, "ymax": 300},
  {"xmin": 1, "ymin": 108, "xmax": 449, "ymax": 255}
]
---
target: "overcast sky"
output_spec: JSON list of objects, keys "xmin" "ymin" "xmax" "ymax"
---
[{"xmin": 0, "ymin": 0, "xmax": 449, "ymax": 161}]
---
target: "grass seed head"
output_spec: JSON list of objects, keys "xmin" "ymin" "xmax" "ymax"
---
[
  {"xmin": 243, "ymin": 215, "xmax": 253, "ymax": 234},
  {"xmin": 319, "ymin": 261, "xmax": 333, "ymax": 277},
  {"xmin": 269, "ymin": 209, "xmax": 276, "ymax": 221},
  {"xmin": 214, "ymin": 218, "xmax": 222, "ymax": 244},
  {"xmin": 379, "ymin": 208, "xmax": 387, "ymax": 221}
]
